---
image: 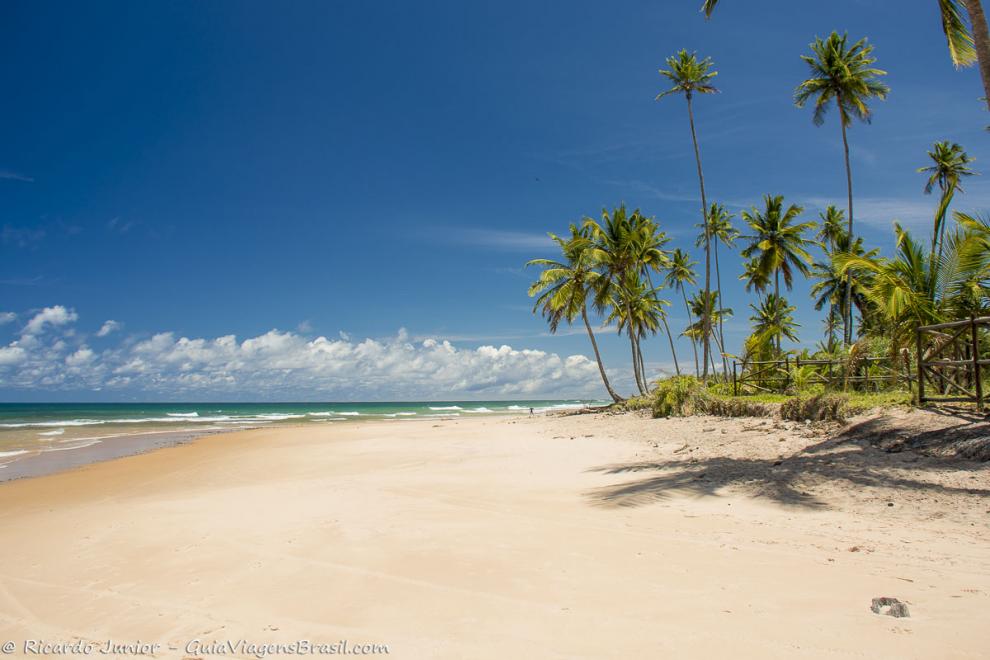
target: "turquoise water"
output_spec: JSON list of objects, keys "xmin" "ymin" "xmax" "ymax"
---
[{"xmin": 0, "ymin": 400, "xmax": 604, "ymax": 465}]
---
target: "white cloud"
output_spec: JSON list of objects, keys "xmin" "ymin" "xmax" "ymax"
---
[
  {"xmin": 0, "ymin": 306, "xmax": 603, "ymax": 399},
  {"xmin": 23, "ymin": 306, "xmax": 78, "ymax": 335},
  {"xmin": 0, "ymin": 170, "xmax": 34, "ymax": 183},
  {"xmin": 96, "ymin": 320, "xmax": 121, "ymax": 337},
  {"xmin": 0, "ymin": 312, "xmax": 16, "ymax": 325},
  {"xmin": 444, "ymin": 228, "xmax": 554, "ymax": 251}
]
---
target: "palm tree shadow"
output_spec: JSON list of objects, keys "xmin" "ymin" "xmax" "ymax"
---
[{"xmin": 584, "ymin": 433, "xmax": 990, "ymax": 510}]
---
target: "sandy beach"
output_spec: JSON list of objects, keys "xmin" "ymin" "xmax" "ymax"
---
[{"xmin": 0, "ymin": 412, "xmax": 987, "ymax": 658}]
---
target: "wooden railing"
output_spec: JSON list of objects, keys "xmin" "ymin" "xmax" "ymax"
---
[
  {"xmin": 732, "ymin": 355, "xmax": 912, "ymax": 396},
  {"xmin": 916, "ymin": 316, "xmax": 990, "ymax": 409}
]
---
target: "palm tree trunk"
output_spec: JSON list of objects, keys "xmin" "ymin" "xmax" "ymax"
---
[
  {"xmin": 629, "ymin": 326, "xmax": 646, "ymax": 396},
  {"xmin": 637, "ymin": 339, "xmax": 649, "ymax": 392},
  {"xmin": 686, "ymin": 92, "xmax": 712, "ymax": 379},
  {"xmin": 714, "ymin": 239, "xmax": 728, "ymax": 380},
  {"xmin": 582, "ymin": 307, "xmax": 623, "ymax": 403},
  {"xmin": 660, "ymin": 315, "xmax": 681, "ymax": 376},
  {"xmin": 682, "ymin": 288, "xmax": 700, "ymax": 377},
  {"xmin": 774, "ymin": 270, "xmax": 781, "ymax": 354},
  {"xmin": 963, "ymin": 0, "xmax": 990, "ymax": 110},
  {"xmin": 840, "ymin": 114, "xmax": 855, "ymax": 346},
  {"xmin": 931, "ymin": 186, "xmax": 956, "ymax": 295}
]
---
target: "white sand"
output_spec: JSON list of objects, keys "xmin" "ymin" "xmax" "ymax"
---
[{"xmin": 0, "ymin": 412, "xmax": 987, "ymax": 658}]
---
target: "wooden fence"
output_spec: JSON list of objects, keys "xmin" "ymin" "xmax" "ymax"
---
[
  {"xmin": 732, "ymin": 355, "xmax": 911, "ymax": 396},
  {"xmin": 916, "ymin": 316, "xmax": 990, "ymax": 409}
]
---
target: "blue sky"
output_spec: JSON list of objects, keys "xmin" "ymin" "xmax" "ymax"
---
[{"xmin": 2, "ymin": 0, "xmax": 990, "ymax": 400}]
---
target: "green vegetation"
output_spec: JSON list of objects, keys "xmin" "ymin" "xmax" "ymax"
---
[
  {"xmin": 635, "ymin": 377, "xmax": 913, "ymax": 423},
  {"xmin": 525, "ymin": 24, "xmax": 990, "ymax": 408}
]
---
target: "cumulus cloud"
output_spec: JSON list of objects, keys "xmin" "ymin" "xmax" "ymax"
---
[
  {"xmin": 0, "ymin": 312, "xmax": 16, "ymax": 325},
  {"xmin": 23, "ymin": 306, "xmax": 78, "ymax": 335},
  {"xmin": 0, "ymin": 306, "xmax": 603, "ymax": 399},
  {"xmin": 96, "ymin": 320, "xmax": 121, "ymax": 337}
]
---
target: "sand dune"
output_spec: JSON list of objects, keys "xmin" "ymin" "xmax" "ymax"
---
[{"xmin": 0, "ymin": 412, "xmax": 987, "ymax": 658}]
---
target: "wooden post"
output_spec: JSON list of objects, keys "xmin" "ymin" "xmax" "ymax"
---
[
  {"xmin": 972, "ymin": 316, "xmax": 983, "ymax": 411},
  {"xmin": 916, "ymin": 326, "xmax": 925, "ymax": 405},
  {"xmin": 732, "ymin": 362, "xmax": 738, "ymax": 397}
]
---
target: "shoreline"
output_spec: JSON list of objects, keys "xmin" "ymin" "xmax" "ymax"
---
[
  {"xmin": 0, "ymin": 409, "xmax": 537, "ymax": 484},
  {"xmin": 0, "ymin": 412, "xmax": 986, "ymax": 657}
]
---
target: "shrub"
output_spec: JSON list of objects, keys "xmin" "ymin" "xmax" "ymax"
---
[{"xmin": 651, "ymin": 376, "xmax": 702, "ymax": 418}]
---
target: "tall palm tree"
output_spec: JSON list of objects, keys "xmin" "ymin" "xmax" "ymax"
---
[
  {"xmin": 701, "ymin": 1, "xmax": 990, "ymax": 111},
  {"xmin": 918, "ymin": 141, "xmax": 976, "ymax": 273},
  {"xmin": 795, "ymin": 32, "xmax": 889, "ymax": 345},
  {"xmin": 697, "ymin": 202, "xmax": 737, "ymax": 377},
  {"xmin": 657, "ymin": 49, "xmax": 719, "ymax": 379},
  {"xmin": 527, "ymin": 226, "xmax": 623, "ymax": 402},
  {"xmin": 663, "ymin": 248, "xmax": 700, "ymax": 377}
]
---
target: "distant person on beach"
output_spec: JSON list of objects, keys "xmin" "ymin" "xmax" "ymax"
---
[{"xmin": 529, "ymin": 407, "xmax": 534, "ymax": 415}]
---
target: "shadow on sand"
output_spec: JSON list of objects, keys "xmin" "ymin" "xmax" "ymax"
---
[{"xmin": 584, "ymin": 430, "xmax": 990, "ymax": 510}]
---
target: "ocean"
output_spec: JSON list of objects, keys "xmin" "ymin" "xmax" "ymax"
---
[{"xmin": 0, "ymin": 400, "xmax": 604, "ymax": 480}]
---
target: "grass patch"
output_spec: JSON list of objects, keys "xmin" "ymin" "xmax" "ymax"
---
[{"xmin": 642, "ymin": 377, "xmax": 914, "ymax": 422}]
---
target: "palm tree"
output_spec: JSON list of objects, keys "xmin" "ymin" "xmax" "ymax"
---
[
  {"xmin": 947, "ymin": 0, "xmax": 990, "ymax": 110},
  {"xmin": 835, "ymin": 218, "xmax": 990, "ymax": 352},
  {"xmin": 527, "ymin": 226, "xmax": 623, "ymax": 402},
  {"xmin": 810, "ymin": 233, "xmax": 877, "ymax": 344},
  {"xmin": 740, "ymin": 195, "xmax": 817, "ymax": 299},
  {"xmin": 663, "ymin": 248, "xmax": 700, "ymax": 377},
  {"xmin": 795, "ymin": 32, "xmax": 888, "ymax": 345},
  {"xmin": 817, "ymin": 205, "xmax": 847, "ymax": 250},
  {"xmin": 701, "ymin": 1, "xmax": 990, "ymax": 112},
  {"xmin": 584, "ymin": 205, "xmax": 670, "ymax": 395},
  {"xmin": 918, "ymin": 141, "xmax": 976, "ymax": 273},
  {"xmin": 697, "ymin": 202, "xmax": 737, "ymax": 377},
  {"xmin": 683, "ymin": 291, "xmax": 733, "ymax": 376},
  {"xmin": 657, "ymin": 49, "xmax": 718, "ymax": 379},
  {"xmin": 747, "ymin": 293, "xmax": 800, "ymax": 358},
  {"xmin": 606, "ymin": 272, "xmax": 668, "ymax": 391}
]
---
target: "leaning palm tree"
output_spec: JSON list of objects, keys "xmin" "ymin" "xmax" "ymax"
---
[
  {"xmin": 697, "ymin": 202, "xmax": 737, "ymax": 377},
  {"xmin": 527, "ymin": 226, "xmax": 623, "ymax": 403},
  {"xmin": 795, "ymin": 32, "xmax": 889, "ymax": 345},
  {"xmin": 701, "ymin": 1, "xmax": 990, "ymax": 112},
  {"xmin": 657, "ymin": 49, "xmax": 718, "ymax": 378},
  {"xmin": 918, "ymin": 141, "xmax": 976, "ymax": 272},
  {"xmin": 663, "ymin": 248, "xmax": 700, "ymax": 377}
]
